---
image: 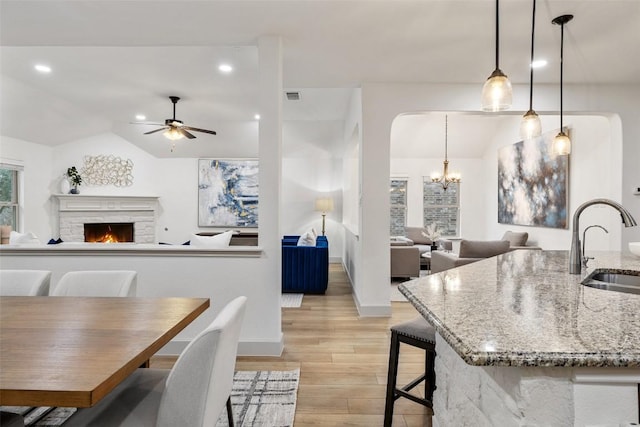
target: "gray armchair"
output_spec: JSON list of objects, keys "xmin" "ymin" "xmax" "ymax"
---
[{"xmin": 431, "ymin": 240, "xmax": 511, "ymax": 273}]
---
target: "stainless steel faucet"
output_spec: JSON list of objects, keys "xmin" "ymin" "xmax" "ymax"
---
[
  {"xmin": 569, "ymin": 198, "xmax": 637, "ymax": 274},
  {"xmin": 581, "ymin": 225, "xmax": 608, "ymax": 268}
]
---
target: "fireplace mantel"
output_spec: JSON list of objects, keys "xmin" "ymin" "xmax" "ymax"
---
[
  {"xmin": 53, "ymin": 194, "xmax": 159, "ymax": 212},
  {"xmin": 53, "ymin": 194, "xmax": 160, "ymax": 243}
]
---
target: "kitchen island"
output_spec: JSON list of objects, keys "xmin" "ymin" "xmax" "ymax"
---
[{"xmin": 399, "ymin": 250, "xmax": 640, "ymax": 426}]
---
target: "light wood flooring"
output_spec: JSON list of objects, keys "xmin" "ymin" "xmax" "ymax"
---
[{"xmin": 151, "ymin": 263, "xmax": 432, "ymax": 426}]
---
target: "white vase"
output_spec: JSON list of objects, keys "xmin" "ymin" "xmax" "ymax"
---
[{"xmin": 60, "ymin": 177, "xmax": 71, "ymax": 194}]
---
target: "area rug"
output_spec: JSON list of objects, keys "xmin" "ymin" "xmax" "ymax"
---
[
  {"xmin": 1, "ymin": 369, "xmax": 299, "ymax": 427},
  {"xmin": 216, "ymin": 369, "xmax": 300, "ymax": 426},
  {"xmin": 281, "ymin": 293, "xmax": 303, "ymax": 308}
]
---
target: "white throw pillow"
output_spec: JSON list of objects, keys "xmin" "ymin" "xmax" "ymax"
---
[
  {"xmin": 9, "ymin": 231, "xmax": 41, "ymax": 245},
  {"xmin": 190, "ymin": 231, "xmax": 233, "ymax": 248},
  {"xmin": 297, "ymin": 230, "xmax": 317, "ymax": 247}
]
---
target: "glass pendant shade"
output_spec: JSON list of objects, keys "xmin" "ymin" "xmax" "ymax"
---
[
  {"xmin": 481, "ymin": 69, "xmax": 513, "ymax": 112},
  {"xmin": 482, "ymin": 0, "xmax": 511, "ymax": 112},
  {"xmin": 163, "ymin": 128, "xmax": 184, "ymax": 141},
  {"xmin": 520, "ymin": 110, "xmax": 542, "ymax": 140},
  {"xmin": 552, "ymin": 14, "xmax": 574, "ymax": 155},
  {"xmin": 553, "ymin": 131, "xmax": 571, "ymax": 155}
]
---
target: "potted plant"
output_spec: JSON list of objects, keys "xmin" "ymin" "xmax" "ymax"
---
[
  {"xmin": 67, "ymin": 166, "xmax": 82, "ymax": 194},
  {"xmin": 422, "ymin": 222, "xmax": 442, "ymax": 251}
]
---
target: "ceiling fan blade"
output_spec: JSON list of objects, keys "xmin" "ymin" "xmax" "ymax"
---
[
  {"xmin": 178, "ymin": 128, "xmax": 196, "ymax": 139},
  {"xmin": 183, "ymin": 126, "xmax": 217, "ymax": 135},
  {"xmin": 144, "ymin": 127, "xmax": 169, "ymax": 135},
  {"xmin": 131, "ymin": 122, "xmax": 165, "ymax": 126}
]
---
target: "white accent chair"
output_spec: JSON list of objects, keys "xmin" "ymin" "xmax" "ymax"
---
[
  {"xmin": 51, "ymin": 271, "xmax": 137, "ymax": 297},
  {"xmin": 64, "ymin": 296, "xmax": 248, "ymax": 427},
  {"xmin": 0, "ymin": 270, "xmax": 51, "ymax": 296}
]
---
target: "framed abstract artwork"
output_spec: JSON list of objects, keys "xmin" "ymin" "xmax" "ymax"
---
[
  {"xmin": 198, "ymin": 159, "xmax": 259, "ymax": 227},
  {"xmin": 497, "ymin": 128, "xmax": 569, "ymax": 229}
]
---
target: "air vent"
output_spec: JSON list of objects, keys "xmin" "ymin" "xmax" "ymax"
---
[{"xmin": 285, "ymin": 91, "xmax": 300, "ymax": 101}]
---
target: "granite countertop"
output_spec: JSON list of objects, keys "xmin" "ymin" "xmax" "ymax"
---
[{"xmin": 399, "ymin": 250, "xmax": 640, "ymax": 368}]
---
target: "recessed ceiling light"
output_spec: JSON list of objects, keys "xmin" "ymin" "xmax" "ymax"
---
[
  {"xmin": 135, "ymin": 114, "xmax": 146, "ymax": 121},
  {"xmin": 34, "ymin": 64, "xmax": 51, "ymax": 73},
  {"xmin": 531, "ymin": 59, "xmax": 548, "ymax": 69},
  {"xmin": 254, "ymin": 114, "xmax": 261, "ymax": 120},
  {"xmin": 218, "ymin": 64, "xmax": 233, "ymax": 73}
]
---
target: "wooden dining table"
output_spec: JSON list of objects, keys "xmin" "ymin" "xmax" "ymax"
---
[{"xmin": 0, "ymin": 296, "xmax": 209, "ymax": 408}]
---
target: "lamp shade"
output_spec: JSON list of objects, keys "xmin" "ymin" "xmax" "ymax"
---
[{"xmin": 315, "ymin": 197, "xmax": 334, "ymax": 213}]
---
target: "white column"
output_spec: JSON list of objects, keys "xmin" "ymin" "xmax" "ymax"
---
[{"xmin": 257, "ymin": 35, "xmax": 284, "ymax": 353}]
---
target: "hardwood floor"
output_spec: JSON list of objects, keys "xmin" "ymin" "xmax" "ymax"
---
[{"xmin": 151, "ymin": 263, "xmax": 432, "ymax": 426}]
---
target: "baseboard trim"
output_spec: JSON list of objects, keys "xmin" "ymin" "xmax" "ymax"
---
[
  {"xmin": 342, "ymin": 260, "xmax": 391, "ymax": 317},
  {"xmin": 352, "ymin": 289, "xmax": 392, "ymax": 317},
  {"xmin": 158, "ymin": 334, "xmax": 285, "ymax": 357}
]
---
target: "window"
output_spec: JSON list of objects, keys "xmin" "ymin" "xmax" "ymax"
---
[
  {"xmin": 390, "ymin": 178, "xmax": 407, "ymax": 236},
  {"xmin": 423, "ymin": 180, "xmax": 459, "ymax": 237},
  {"xmin": 0, "ymin": 166, "xmax": 20, "ymax": 232}
]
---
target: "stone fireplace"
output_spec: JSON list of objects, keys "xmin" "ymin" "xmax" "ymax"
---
[{"xmin": 55, "ymin": 195, "xmax": 159, "ymax": 243}]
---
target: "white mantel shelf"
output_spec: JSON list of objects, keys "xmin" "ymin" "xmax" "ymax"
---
[
  {"xmin": 0, "ymin": 244, "xmax": 263, "ymax": 257},
  {"xmin": 53, "ymin": 194, "xmax": 160, "ymax": 211}
]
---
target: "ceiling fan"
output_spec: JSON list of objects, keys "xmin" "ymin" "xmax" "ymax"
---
[{"xmin": 134, "ymin": 96, "xmax": 217, "ymax": 141}]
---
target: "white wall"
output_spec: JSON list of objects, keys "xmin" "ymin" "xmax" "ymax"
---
[
  {"xmin": 0, "ymin": 37, "xmax": 287, "ymax": 355},
  {"xmin": 348, "ymin": 82, "xmax": 637, "ymax": 316},
  {"xmin": 4, "ymin": 124, "xmax": 345, "ymax": 251},
  {"xmin": 390, "ymin": 157, "xmax": 485, "ymax": 239},
  {"xmin": 483, "ymin": 114, "xmax": 622, "ymax": 251},
  {"xmin": 341, "ymin": 88, "xmax": 363, "ymax": 307},
  {"xmin": 281, "ymin": 120, "xmax": 344, "ymax": 260},
  {"xmin": 0, "ymin": 136, "xmax": 53, "ymax": 241}
]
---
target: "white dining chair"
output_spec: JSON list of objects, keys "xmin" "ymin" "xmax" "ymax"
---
[
  {"xmin": 64, "ymin": 296, "xmax": 248, "ymax": 427},
  {"xmin": 51, "ymin": 270, "xmax": 137, "ymax": 297},
  {"xmin": 0, "ymin": 270, "xmax": 51, "ymax": 296}
]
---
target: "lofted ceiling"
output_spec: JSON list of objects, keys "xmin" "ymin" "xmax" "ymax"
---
[{"xmin": 1, "ymin": 0, "xmax": 638, "ymax": 158}]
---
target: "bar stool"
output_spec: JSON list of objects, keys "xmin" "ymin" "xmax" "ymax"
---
[{"xmin": 383, "ymin": 316, "xmax": 436, "ymax": 427}]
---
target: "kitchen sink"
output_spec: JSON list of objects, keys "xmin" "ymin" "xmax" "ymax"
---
[{"xmin": 581, "ymin": 270, "xmax": 640, "ymax": 295}]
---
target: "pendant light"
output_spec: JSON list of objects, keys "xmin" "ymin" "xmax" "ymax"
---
[
  {"xmin": 481, "ymin": 0, "xmax": 512, "ymax": 112},
  {"xmin": 430, "ymin": 115, "xmax": 461, "ymax": 191},
  {"xmin": 552, "ymin": 14, "xmax": 573, "ymax": 155},
  {"xmin": 520, "ymin": 0, "xmax": 542, "ymax": 140}
]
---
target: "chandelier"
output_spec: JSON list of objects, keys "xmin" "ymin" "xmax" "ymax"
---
[{"xmin": 430, "ymin": 115, "xmax": 461, "ymax": 191}]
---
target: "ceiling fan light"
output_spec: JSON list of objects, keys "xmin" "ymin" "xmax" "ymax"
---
[
  {"xmin": 553, "ymin": 131, "xmax": 571, "ymax": 155},
  {"xmin": 481, "ymin": 69, "xmax": 512, "ymax": 112},
  {"xmin": 163, "ymin": 128, "xmax": 184, "ymax": 141},
  {"xmin": 520, "ymin": 110, "xmax": 542, "ymax": 140}
]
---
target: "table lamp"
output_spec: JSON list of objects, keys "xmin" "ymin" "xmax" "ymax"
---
[{"xmin": 315, "ymin": 197, "xmax": 334, "ymax": 236}]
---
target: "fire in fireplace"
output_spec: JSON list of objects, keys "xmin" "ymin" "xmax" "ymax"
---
[{"xmin": 84, "ymin": 223, "xmax": 134, "ymax": 243}]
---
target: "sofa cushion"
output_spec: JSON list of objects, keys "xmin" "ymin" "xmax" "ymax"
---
[
  {"xmin": 404, "ymin": 227, "xmax": 431, "ymax": 245},
  {"xmin": 458, "ymin": 239, "xmax": 510, "ymax": 258},
  {"xmin": 390, "ymin": 236, "xmax": 414, "ymax": 246},
  {"xmin": 297, "ymin": 230, "xmax": 317, "ymax": 247},
  {"xmin": 189, "ymin": 230, "xmax": 233, "ymax": 248},
  {"xmin": 9, "ymin": 231, "xmax": 40, "ymax": 245},
  {"xmin": 501, "ymin": 231, "xmax": 529, "ymax": 247}
]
